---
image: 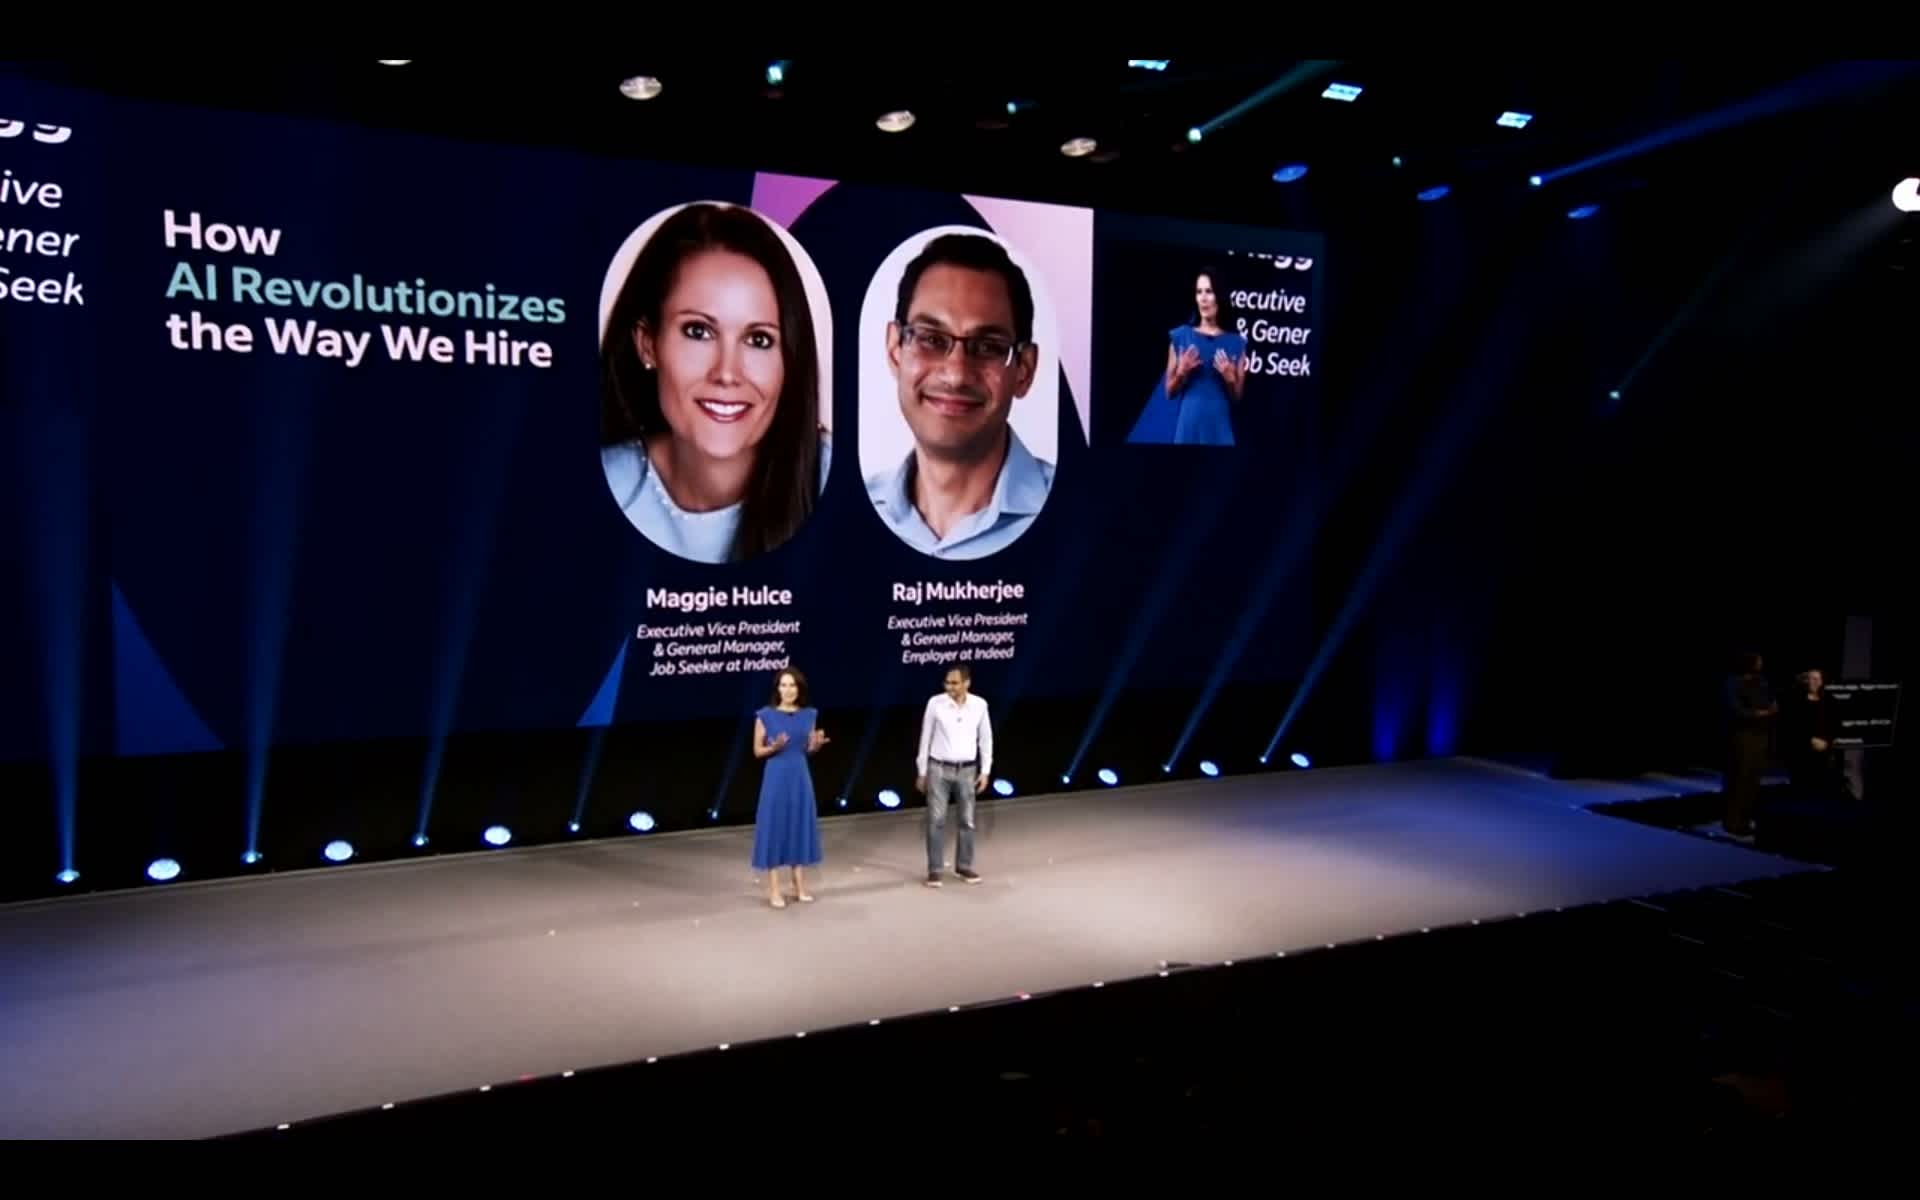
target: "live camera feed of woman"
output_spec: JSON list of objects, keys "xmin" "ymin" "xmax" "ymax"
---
[
  {"xmin": 858, "ymin": 226, "xmax": 1060, "ymax": 562},
  {"xmin": 1109, "ymin": 246, "xmax": 1316, "ymax": 449},
  {"xmin": 599, "ymin": 201, "xmax": 834, "ymax": 565}
]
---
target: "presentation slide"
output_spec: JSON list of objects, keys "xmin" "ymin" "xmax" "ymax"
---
[
  {"xmin": 0, "ymin": 76, "xmax": 1325, "ymax": 762},
  {"xmin": 1822, "ymin": 682, "xmax": 1900, "ymax": 748}
]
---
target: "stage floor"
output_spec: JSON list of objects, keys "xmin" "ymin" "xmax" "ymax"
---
[{"xmin": 0, "ymin": 757, "xmax": 1810, "ymax": 1139}]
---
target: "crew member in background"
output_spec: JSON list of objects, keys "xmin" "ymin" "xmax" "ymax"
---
[
  {"xmin": 1721, "ymin": 651, "xmax": 1776, "ymax": 842},
  {"xmin": 1782, "ymin": 667, "xmax": 1842, "ymax": 801}
]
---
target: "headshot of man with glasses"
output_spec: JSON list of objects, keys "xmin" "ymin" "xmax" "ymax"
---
[{"xmin": 864, "ymin": 232, "xmax": 1056, "ymax": 560}]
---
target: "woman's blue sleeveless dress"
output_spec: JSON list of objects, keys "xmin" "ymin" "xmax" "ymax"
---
[
  {"xmin": 1127, "ymin": 324, "xmax": 1247, "ymax": 446},
  {"xmin": 752, "ymin": 706, "xmax": 822, "ymax": 870}
]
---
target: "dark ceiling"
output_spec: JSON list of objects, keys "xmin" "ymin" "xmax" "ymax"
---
[{"xmin": 9, "ymin": 56, "xmax": 1917, "ymax": 231}]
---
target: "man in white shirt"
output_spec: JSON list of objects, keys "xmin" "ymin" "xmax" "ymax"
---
[{"xmin": 916, "ymin": 663, "xmax": 992, "ymax": 886}]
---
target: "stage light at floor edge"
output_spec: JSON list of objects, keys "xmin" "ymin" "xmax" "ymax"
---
[
  {"xmin": 1272, "ymin": 163, "xmax": 1309, "ymax": 183},
  {"xmin": 241, "ymin": 849, "xmax": 264, "ymax": 865},
  {"xmin": 628, "ymin": 811, "xmax": 656, "ymax": 833},
  {"xmin": 1568, "ymin": 204, "xmax": 1600, "ymax": 219},
  {"xmin": 1417, "ymin": 185, "xmax": 1450, "ymax": 202},
  {"xmin": 992, "ymin": 778, "xmax": 1014, "ymax": 797},
  {"xmin": 412, "ymin": 834, "xmax": 428, "ymax": 848},
  {"xmin": 567, "ymin": 821, "xmax": 581, "ymax": 834},
  {"xmin": 55, "ymin": 868, "xmax": 79, "ymax": 885},
  {"xmin": 147, "ymin": 858, "xmax": 181, "ymax": 883},
  {"xmin": 1097, "ymin": 769, "xmax": 1119, "ymax": 786},
  {"xmin": 323, "ymin": 840, "xmax": 355, "ymax": 864},
  {"xmin": 1894, "ymin": 178, "xmax": 1920, "ymax": 213},
  {"xmin": 482, "ymin": 825, "xmax": 512, "ymax": 847},
  {"xmin": 1290, "ymin": 752, "xmax": 1312, "ymax": 769},
  {"xmin": 1199, "ymin": 760, "xmax": 1220, "ymax": 777},
  {"xmin": 877, "ymin": 789, "xmax": 902, "ymax": 809}
]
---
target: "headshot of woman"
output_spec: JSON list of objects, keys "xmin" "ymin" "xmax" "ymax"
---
[
  {"xmin": 1127, "ymin": 267, "xmax": 1249, "ymax": 447},
  {"xmin": 751, "ymin": 667, "xmax": 829, "ymax": 909},
  {"xmin": 600, "ymin": 202, "xmax": 829, "ymax": 563}
]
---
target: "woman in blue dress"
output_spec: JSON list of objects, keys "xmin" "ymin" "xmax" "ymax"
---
[
  {"xmin": 751, "ymin": 667, "xmax": 829, "ymax": 908},
  {"xmin": 1152, "ymin": 269, "xmax": 1248, "ymax": 446}
]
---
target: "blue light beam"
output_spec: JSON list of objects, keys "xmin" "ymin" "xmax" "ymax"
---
[
  {"xmin": 1166, "ymin": 227, "xmax": 1474, "ymax": 770},
  {"xmin": 1263, "ymin": 263, "xmax": 1550, "ymax": 762},
  {"xmin": 17, "ymin": 396, "xmax": 89, "ymax": 880},
  {"xmin": 569, "ymin": 725, "xmax": 610, "ymax": 832},
  {"xmin": 1066, "ymin": 461, "xmax": 1243, "ymax": 782},
  {"xmin": 413, "ymin": 403, "xmax": 526, "ymax": 843},
  {"xmin": 1537, "ymin": 62, "xmax": 1919, "ymax": 185},
  {"xmin": 243, "ymin": 403, "xmax": 314, "ymax": 861}
]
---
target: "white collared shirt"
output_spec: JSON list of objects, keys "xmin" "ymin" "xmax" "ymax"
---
[{"xmin": 918, "ymin": 692, "xmax": 992, "ymax": 778}]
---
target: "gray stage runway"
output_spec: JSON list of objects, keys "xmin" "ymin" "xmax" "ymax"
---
[{"xmin": 0, "ymin": 757, "xmax": 1808, "ymax": 1139}]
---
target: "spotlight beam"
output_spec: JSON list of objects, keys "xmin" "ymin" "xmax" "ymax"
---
[
  {"xmin": 997, "ymin": 482, "xmax": 1122, "ymax": 778},
  {"xmin": 836, "ymin": 671, "xmax": 912, "ymax": 818},
  {"xmin": 1189, "ymin": 60, "xmax": 1342, "ymax": 141},
  {"xmin": 999, "ymin": 485, "xmax": 1109, "ymax": 710},
  {"xmin": 1538, "ymin": 62, "xmax": 1920, "ymax": 185},
  {"xmin": 1065, "ymin": 464, "xmax": 1244, "ymax": 782},
  {"xmin": 569, "ymin": 725, "xmax": 610, "ymax": 832},
  {"xmin": 21, "ymin": 400, "xmax": 87, "ymax": 879},
  {"xmin": 244, "ymin": 405, "xmax": 312, "ymax": 860},
  {"xmin": 1263, "ymin": 259, "xmax": 1550, "ymax": 761},
  {"xmin": 1166, "ymin": 230, "xmax": 1473, "ymax": 770},
  {"xmin": 1615, "ymin": 174, "xmax": 1813, "ymax": 396},
  {"xmin": 413, "ymin": 406, "xmax": 525, "ymax": 842},
  {"xmin": 707, "ymin": 690, "xmax": 762, "ymax": 822}
]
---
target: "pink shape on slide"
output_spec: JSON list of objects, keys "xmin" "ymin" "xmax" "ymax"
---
[
  {"xmin": 750, "ymin": 174, "xmax": 839, "ymax": 229},
  {"xmin": 962, "ymin": 195, "xmax": 1093, "ymax": 443}
]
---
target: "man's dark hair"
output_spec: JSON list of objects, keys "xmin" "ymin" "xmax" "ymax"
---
[
  {"xmin": 945, "ymin": 662, "xmax": 973, "ymax": 682},
  {"xmin": 895, "ymin": 233, "xmax": 1035, "ymax": 344}
]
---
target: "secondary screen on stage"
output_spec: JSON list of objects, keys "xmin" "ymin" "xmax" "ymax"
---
[{"xmin": 0, "ymin": 75, "xmax": 1325, "ymax": 761}]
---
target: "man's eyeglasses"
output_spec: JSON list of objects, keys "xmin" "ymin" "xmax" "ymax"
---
[{"xmin": 896, "ymin": 323, "xmax": 1025, "ymax": 368}]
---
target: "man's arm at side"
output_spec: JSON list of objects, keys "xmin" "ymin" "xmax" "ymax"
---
[
  {"xmin": 977, "ymin": 698, "xmax": 993, "ymax": 779},
  {"xmin": 916, "ymin": 697, "xmax": 936, "ymax": 780}
]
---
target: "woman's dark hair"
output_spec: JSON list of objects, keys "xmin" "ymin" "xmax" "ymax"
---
[
  {"xmin": 769, "ymin": 666, "xmax": 810, "ymax": 707},
  {"xmin": 1192, "ymin": 266, "xmax": 1237, "ymax": 332},
  {"xmin": 600, "ymin": 203, "xmax": 821, "ymax": 561}
]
